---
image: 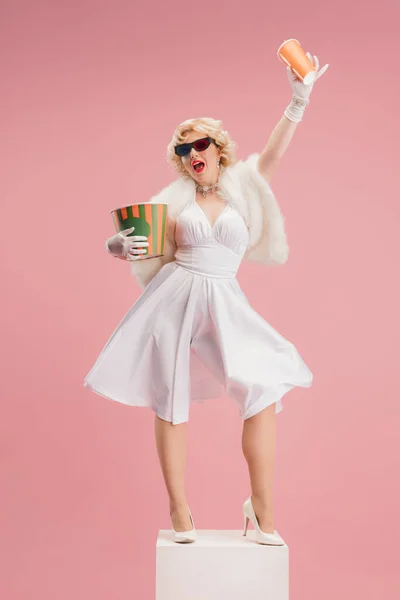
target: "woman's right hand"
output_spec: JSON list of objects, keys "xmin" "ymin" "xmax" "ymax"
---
[{"xmin": 105, "ymin": 227, "xmax": 149, "ymax": 261}]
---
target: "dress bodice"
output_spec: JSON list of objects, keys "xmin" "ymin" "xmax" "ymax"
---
[{"xmin": 174, "ymin": 199, "xmax": 249, "ymax": 279}]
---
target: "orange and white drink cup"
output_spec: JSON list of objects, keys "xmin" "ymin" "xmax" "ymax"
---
[
  {"xmin": 277, "ymin": 39, "xmax": 317, "ymax": 85},
  {"xmin": 110, "ymin": 202, "xmax": 168, "ymax": 260}
]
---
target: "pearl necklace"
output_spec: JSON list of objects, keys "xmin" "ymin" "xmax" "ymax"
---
[{"xmin": 195, "ymin": 181, "xmax": 219, "ymax": 198}]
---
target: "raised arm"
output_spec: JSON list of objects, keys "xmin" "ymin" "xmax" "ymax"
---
[{"xmin": 257, "ymin": 53, "xmax": 329, "ymax": 184}]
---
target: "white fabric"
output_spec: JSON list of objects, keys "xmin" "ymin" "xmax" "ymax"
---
[
  {"xmin": 128, "ymin": 152, "xmax": 289, "ymax": 290},
  {"xmin": 84, "ymin": 198, "xmax": 313, "ymax": 424},
  {"xmin": 284, "ymin": 53, "xmax": 329, "ymax": 122}
]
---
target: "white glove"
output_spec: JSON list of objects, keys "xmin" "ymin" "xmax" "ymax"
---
[
  {"xmin": 105, "ymin": 226, "xmax": 149, "ymax": 261},
  {"xmin": 284, "ymin": 53, "xmax": 329, "ymax": 123}
]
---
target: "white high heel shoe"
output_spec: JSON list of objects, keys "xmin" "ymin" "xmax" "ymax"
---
[
  {"xmin": 170, "ymin": 507, "xmax": 197, "ymax": 543},
  {"xmin": 242, "ymin": 497, "xmax": 284, "ymax": 546}
]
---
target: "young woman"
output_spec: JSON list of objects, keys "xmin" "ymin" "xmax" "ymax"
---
[{"xmin": 84, "ymin": 53, "xmax": 328, "ymax": 545}]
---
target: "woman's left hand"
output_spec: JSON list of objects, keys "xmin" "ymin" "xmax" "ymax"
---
[{"xmin": 287, "ymin": 53, "xmax": 329, "ymax": 102}]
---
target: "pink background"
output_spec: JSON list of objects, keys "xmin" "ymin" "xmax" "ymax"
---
[{"xmin": 1, "ymin": 0, "xmax": 399, "ymax": 598}]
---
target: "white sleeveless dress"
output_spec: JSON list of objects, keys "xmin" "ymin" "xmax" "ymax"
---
[{"xmin": 83, "ymin": 198, "xmax": 313, "ymax": 424}]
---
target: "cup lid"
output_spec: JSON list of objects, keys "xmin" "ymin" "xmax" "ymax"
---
[{"xmin": 303, "ymin": 70, "xmax": 317, "ymax": 85}]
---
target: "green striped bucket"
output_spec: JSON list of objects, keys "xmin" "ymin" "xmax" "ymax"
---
[{"xmin": 110, "ymin": 203, "xmax": 168, "ymax": 260}]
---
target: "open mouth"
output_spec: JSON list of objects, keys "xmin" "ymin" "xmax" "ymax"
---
[{"xmin": 192, "ymin": 160, "xmax": 205, "ymax": 174}]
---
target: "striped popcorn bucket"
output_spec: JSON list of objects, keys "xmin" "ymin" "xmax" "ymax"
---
[{"xmin": 110, "ymin": 202, "xmax": 168, "ymax": 260}]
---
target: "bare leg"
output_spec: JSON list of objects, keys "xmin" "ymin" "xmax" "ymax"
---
[
  {"xmin": 154, "ymin": 415, "xmax": 193, "ymax": 531},
  {"xmin": 241, "ymin": 403, "xmax": 276, "ymax": 533}
]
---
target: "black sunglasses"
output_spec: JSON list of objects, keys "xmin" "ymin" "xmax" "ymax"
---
[{"xmin": 174, "ymin": 136, "xmax": 217, "ymax": 157}]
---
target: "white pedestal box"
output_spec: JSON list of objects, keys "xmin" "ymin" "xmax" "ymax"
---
[{"xmin": 156, "ymin": 529, "xmax": 288, "ymax": 600}]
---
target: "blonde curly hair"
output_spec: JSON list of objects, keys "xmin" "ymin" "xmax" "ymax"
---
[{"xmin": 166, "ymin": 117, "xmax": 237, "ymax": 178}]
